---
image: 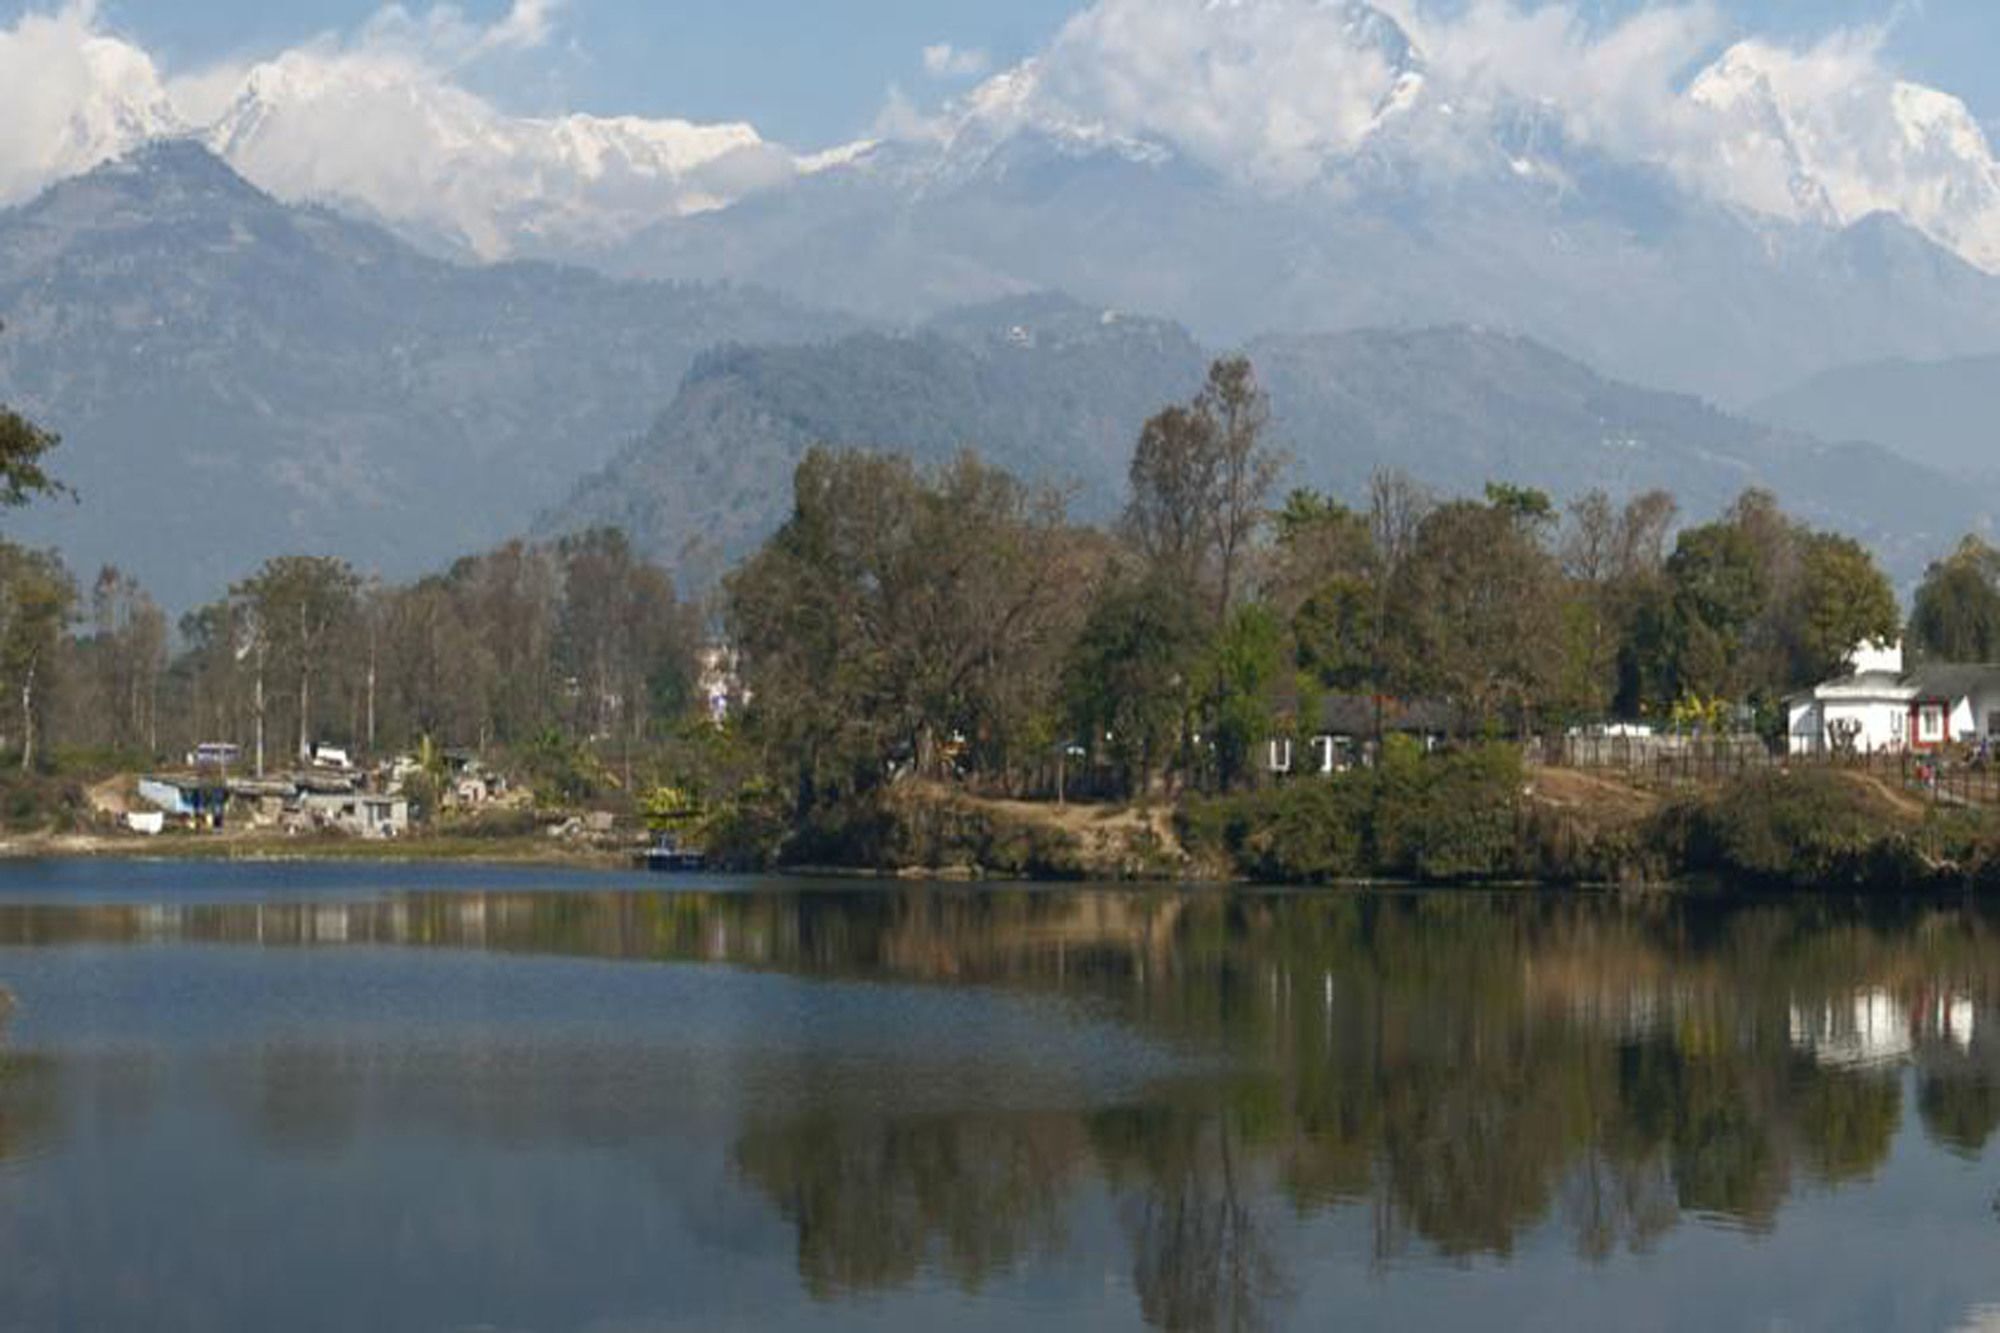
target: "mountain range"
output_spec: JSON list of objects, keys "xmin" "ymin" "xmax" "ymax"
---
[
  {"xmin": 16, "ymin": 2, "xmax": 2000, "ymax": 409},
  {"xmin": 0, "ymin": 142, "xmax": 851, "ymax": 610},
  {"xmin": 1, "ymin": 124, "xmax": 1995, "ymax": 608},
  {"xmin": 1751, "ymin": 353, "xmax": 2000, "ymax": 484}
]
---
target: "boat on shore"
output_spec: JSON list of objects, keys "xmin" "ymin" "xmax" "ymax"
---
[{"xmin": 638, "ymin": 833, "xmax": 707, "ymax": 873}]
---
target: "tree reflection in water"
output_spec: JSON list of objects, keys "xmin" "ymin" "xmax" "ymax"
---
[
  {"xmin": 733, "ymin": 1108, "xmax": 1085, "ymax": 1300},
  {"xmin": 3, "ymin": 889, "xmax": 2000, "ymax": 1331},
  {"xmin": 0, "ymin": 983, "xmax": 57, "ymax": 1167}
]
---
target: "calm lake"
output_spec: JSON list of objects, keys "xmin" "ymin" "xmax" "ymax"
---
[{"xmin": 0, "ymin": 863, "xmax": 1997, "ymax": 1331}]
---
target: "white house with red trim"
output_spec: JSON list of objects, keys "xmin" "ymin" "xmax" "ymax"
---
[{"xmin": 1787, "ymin": 640, "xmax": 2000, "ymax": 756}]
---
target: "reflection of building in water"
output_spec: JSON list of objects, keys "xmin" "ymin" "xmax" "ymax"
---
[{"xmin": 1788, "ymin": 987, "xmax": 1978, "ymax": 1068}]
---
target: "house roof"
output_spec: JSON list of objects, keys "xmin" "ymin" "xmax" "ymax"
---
[
  {"xmin": 1800, "ymin": 661, "xmax": 2000, "ymax": 706},
  {"xmin": 1314, "ymin": 695, "xmax": 1463, "ymax": 737},
  {"xmin": 1906, "ymin": 663, "xmax": 2000, "ymax": 702}
]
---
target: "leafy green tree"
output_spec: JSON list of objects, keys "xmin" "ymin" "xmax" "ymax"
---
[
  {"xmin": 0, "ymin": 321, "xmax": 68, "ymax": 513},
  {"xmin": 1795, "ymin": 533, "xmax": 1899, "ymax": 680},
  {"xmin": 1386, "ymin": 496, "xmax": 1563, "ymax": 733},
  {"xmin": 1205, "ymin": 603, "xmax": 1286, "ymax": 790},
  {"xmin": 1064, "ymin": 575, "xmax": 1205, "ymax": 797},
  {"xmin": 730, "ymin": 448, "xmax": 1084, "ymax": 812},
  {"xmin": 1267, "ymin": 490, "xmax": 1380, "ymax": 696},
  {"xmin": 1483, "ymin": 481, "xmax": 1555, "ymax": 529},
  {"xmin": 1911, "ymin": 537, "xmax": 2000, "ymax": 663}
]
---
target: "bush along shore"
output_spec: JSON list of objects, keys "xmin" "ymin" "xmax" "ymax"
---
[
  {"xmin": 1179, "ymin": 746, "xmax": 1999, "ymax": 891},
  {"xmin": 749, "ymin": 744, "xmax": 2000, "ymax": 891}
]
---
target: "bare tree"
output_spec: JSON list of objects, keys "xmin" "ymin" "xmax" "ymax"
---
[{"xmin": 1126, "ymin": 358, "xmax": 1282, "ymax": 625}]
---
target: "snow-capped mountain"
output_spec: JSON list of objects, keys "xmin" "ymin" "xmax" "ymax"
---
[
  {"xmin": 1685, "ymin": 41, "xmax": 2000, "ymax": 273},
  {"xmin": 911, "ymin": 3, "xmax": 2000, "ymax": 276},
  {"xmin": 10, "ymin": 0, "xmax": 2000, "ymax": 403},
  {"xmin": 581, "ymin": 1, "xmax": 2000, "ymax": 402},
  {"xmin": 202, "ymin": 56, "xmax": 828, "ymax": 259},
  {"xmin": 11, "ymin": 0, "xmax": 2000, "ymax": 287},
  {"xmin": 0, "ymin": 5, "xmax": 843, "ymax": 261}
]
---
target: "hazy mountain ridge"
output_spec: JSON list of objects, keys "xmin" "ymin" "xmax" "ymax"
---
[
  {"xmin": 544, "ymin": 305, "xmax": 1985, "ymax": 589},
  {"xmin": 1750, "ymin": 353, "xmax": 2000, "ymax": 482},
  {"xmin": 0, "ymin": 142, "xmax": 853, "ymax": 608},
  {"xmin": 596, "ymin": 123, "xmax": 2000, "ymax": 404}
]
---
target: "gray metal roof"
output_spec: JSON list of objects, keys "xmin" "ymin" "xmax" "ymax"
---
[{"xmin": 1906, "ymin": 663, "xmax": 2000, "ymax": 701}]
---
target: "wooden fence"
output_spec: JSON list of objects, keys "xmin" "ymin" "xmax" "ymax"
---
[{"xmin": 1540, "ymin": 736, "xmax": 2000, "ymax": 809}]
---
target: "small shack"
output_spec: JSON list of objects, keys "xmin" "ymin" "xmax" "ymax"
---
[
  {"xmin": 136, "ymin": 776, "xmax": 229, "ymax": 829},
  {"xmin": 297, "ymin": 790, "xmax": 411, "ymax": 839}
]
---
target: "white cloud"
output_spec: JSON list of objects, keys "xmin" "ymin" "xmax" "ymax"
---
[
  {"xmin": 922, "ymin": 42, "xmax": 991, "ymax": 80},
  {"xmin": 479, "ymin": 0, "xmax": 564, "ymax": 55},
  {"xmin": 0, "ymin": 3, "xmax": 182, "ymax": 202}
]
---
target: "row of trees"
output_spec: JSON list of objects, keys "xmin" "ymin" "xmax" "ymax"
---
[
  {"xmin": 728, "ymin": 357, "xmax": 1919, "ymax": 814},
  {"xmin": 0, "ymin": 530, "xmax": 699, "ymax": 779},
  {"xmin": 7, "ymin": 336, "xmax": 1998, "ymax": 821}
]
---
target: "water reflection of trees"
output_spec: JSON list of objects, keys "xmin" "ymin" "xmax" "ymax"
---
[
  {"xmin": 0, "ymin": 986, "xmax": 57, "ymax": 1166},
  {"xmin": 6, "ymin": 889, "xmax": 2000, "ymax": 1329},
  {"xmin": 733, "ymin": 1108, "xmax": 1084, "ymax": 1300}
]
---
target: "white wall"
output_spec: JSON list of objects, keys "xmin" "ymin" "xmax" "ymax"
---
[{"xmin": 1790, "ymin": 696, "xmax": 1911, "ymax": 755}]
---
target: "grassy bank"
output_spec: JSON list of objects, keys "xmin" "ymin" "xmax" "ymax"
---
[{"xmin": 0, "ymin": 830, "xmax": 639, "ymax": 871}]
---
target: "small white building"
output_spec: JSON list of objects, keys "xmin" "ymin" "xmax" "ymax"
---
[
  {"xmin": 297, "ymin": 791, "xmax": 411, "ymax": 839},
  {"xmin": 1788, "ymin": 640, "xmax": 2000, "ymax": 756}
]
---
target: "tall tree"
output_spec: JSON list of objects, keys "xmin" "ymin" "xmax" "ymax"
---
[
  {"xmin": 86, "ymin": 567, "xmax": 167, "ymax": 756},
  {"xmin": 1125, "ymin": 357, "xmax": 1281, "ymax": 623},
  {"xmin": 1795, "ymin": 533, "xmax": 1899, "ymax": 681},
  {"xmin": 1562, "ymin": 489, "xmax": 1679, "ymax": 719},
  {"xmin": 0, "ymin": 547, "xmax": 74, "ymax": 771},
  {"xmin": 1267, "ymin": 490, "xmax": 1380, "ymax": 696},
  {"xmin": 235, "ymin": 556, "xmax": 360, "ymax": 765},
  {"xmin": 730, "ymin": 448, "xmax": 1085, "ymax": 811},
  {"xmin": 1064, "ymin": 574, "xmax": 1205, "ymax": 797},
  {"xmin": 1386, "ymin": 494, "xmax": 1563, "ymax": 733}
]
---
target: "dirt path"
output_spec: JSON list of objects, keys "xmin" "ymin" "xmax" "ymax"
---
[
  {"xmin": 1833, "ymin": 769, "xmax": 1930, "ymax": 823},
  {"xmin": 1528, "ymin": 767, "xmax": 1660, "ymax": 825}
]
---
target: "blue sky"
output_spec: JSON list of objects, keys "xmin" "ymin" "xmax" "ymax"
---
[{"xmin": 30, "ymin": 0, "xmax": 2000, "ymax": 147}]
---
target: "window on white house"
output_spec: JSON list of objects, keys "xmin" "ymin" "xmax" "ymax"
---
[{"xmin": 1920, "ymin": 706, "xmax": 1946, "ymax": 743}]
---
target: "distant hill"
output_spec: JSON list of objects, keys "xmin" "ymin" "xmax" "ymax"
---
[
  {"xmin": 1749, "ymin": 354, "xmax": 2000, "ymax": 480},
  {"xmin": 541, "ymin": 295, "xmax": 1212, "ymax": 586},
  {"xmin": 544, "ymin": 305, "xmax": 1985, "ymax": 588},
  {"xmin": 0, "ymin": 142, "xmax": 851, "ymax": 608}
]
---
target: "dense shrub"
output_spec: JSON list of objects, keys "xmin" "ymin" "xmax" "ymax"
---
[
  {"xmin": 440, "ymin": 808, "xmax": 542, "ymax": 840},
  {"xmin": 1182, "ymin": 743, "xmax": 1528, "ymax": 885},
  {"xmin": 0, "ymin": 773, "xmax": 87, "ymax": 833},
  {"xmin": 1663, "ymin": 769, "xmax": 1940, "ymax": 890},
  {"xmin": 1395, "ymin": 745, "xmax": 1526, "ymax": 881}
]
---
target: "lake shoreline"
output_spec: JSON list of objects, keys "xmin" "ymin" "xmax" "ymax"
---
[{"xmin": 0, "ymin": 831, "xmax": 639, "ymax": 872}]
